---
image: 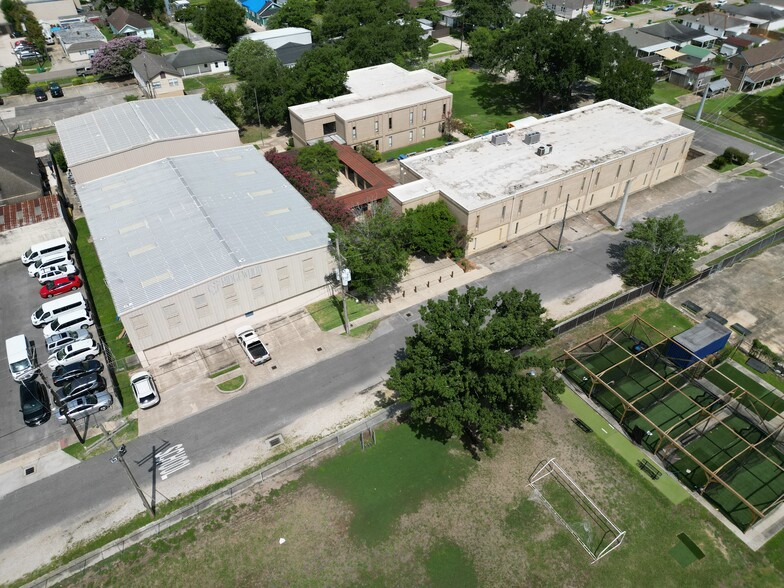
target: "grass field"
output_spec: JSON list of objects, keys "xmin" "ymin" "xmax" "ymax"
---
[
  {"xmin": 183, "ymin": 72, "xmax": 237, "ymax": 92},
  {"xmin": 739, "ymin": 169, "xmax": 767, "ymax": 178},
  {"xmin": 652, "ymin": 81, "xmax": 691, "ymax": 105},
  {"xmin": 384, "ymin": 137, "xmax": 448, "ymax": 160},
  {"xmin": 307, "ymin": 295, "xmax": 378, "ymax": 331},
  {"xmin": 429, "ymin": 42, "xmax": 457, "ymax": 55},
  {"xmin": 56, "ymin": 402, "xmax": 784, "ymax": 587},
  {"xmin": 447, "ymin": 69, "xmax": 532, "ymax": 134},
  {"xmin": 152, "ymin": 21, "xmax": 193, "ymax": 53}
]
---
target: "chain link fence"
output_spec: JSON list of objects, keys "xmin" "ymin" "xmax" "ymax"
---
[{"xmin": 550, "ymin": 283, "xmax": 654, "ymax": 337}]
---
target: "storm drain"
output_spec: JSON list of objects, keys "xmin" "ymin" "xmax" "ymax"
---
[
  {"xmin": 266, "ymin": 434, "xmax": 284, "ymax": 449},
  {"xmin": 24, "ymin": 466, "xmax": 35, "ymax": 476}
]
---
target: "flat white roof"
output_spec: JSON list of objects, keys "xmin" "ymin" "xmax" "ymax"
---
[
  {"xmin": 77, "ymin": 146, "xmax": 332, "ymax": 313},
  {"xmin": 55, "ymin": 95, "xmax": 238, "ymax": 167},
  {"xmin": 399, "ymin": 100, "xmax": 693, "ymax": 212},
  {"xmin": 290, "ymin": 64, "xmax": 448, "ymax": 122},
  {"xmin": 389, "ymin": 178, "xmax": 437, "ymax": 204}
]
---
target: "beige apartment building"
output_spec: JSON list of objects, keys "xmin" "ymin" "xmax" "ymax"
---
[
  {"xmin": 289, "ymin": 63, "xmax": 453, "ymax": 153},
  {"xmin": 389, "ymin": 101, "xmax": 694, "ymax": 254}
]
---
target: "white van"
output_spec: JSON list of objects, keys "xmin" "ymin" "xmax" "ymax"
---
[
  {"xmin": 28, "ymin": 251, "xmax": 71, "ymax": 278},
  {"xmin": 21, "ymin": 237, "xmax": 71, "ymax": 266},
  {"xmin": 5, "ymin": 335, "xmax": 37, "ymax": 382},
  {"xmin": 31, "ymin": 293, "xmax": 87, "ymax": 327},
  {"xmin": 43, "ymin": 308, "xmax": 93, "ymax": 339}
]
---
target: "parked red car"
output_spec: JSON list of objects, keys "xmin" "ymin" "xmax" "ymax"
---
[{"xmin": 40, "ymin": 275, "xmax": 83, "ymax": 298}]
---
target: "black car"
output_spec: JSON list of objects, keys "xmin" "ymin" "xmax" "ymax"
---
[
  {"xmin": 48, "ymin": 82, "xmax": 64, "ymax": 98},
  {"xmin": 20, "ymin": 380, "xmax": 51, "ymax": 427},
  {"xmin": 52, "ymin": 360, "xmax": 103, "ymax": 387},
  {"xmin": 55, "ymin": 373, "xmax": 106, "ymax": 403},
  {"xmin": 34, "ymin": 87, "xmax": 48, "ymax": 102}
]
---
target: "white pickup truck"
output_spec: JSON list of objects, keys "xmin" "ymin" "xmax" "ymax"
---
[{"xmin": 235, "ymin": 326, "xmax": 271, "ymax": 366}]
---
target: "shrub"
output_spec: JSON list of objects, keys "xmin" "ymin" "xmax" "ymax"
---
[
  {"xmin": 358, "ymin": 143, "xmax": 382, "ymax": 163},
  {"xmin": 461, "ymin": 122, "xmax": 477, "ymax": 137},
  {"xmin": 751, "ymin": 339, "xmax": 781, "ymax": 364},
  {"xmin": 49, "ymin": 142, "xmax": 67, "ymax": 172},
  {"xmin": 124, "ymin": 94, "xmax": 139, "ymax": 101},
  {"xmin": 709, "ymin": 155, "xmax": 727, "ymax": 170},
  {"xmin": 723, "ymin": 147, "xmax": 749, "ymax": 166}
]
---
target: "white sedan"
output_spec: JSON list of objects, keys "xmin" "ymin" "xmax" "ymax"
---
[
  {"xmin": 37, "ymin": 263, "xmax": 78, "ymax": 284},
  {"xmin": 600, "ymin": 15, "xmax": 614, "ymax": 24},
  {"xmin": 130, "ymin": 371, "xmax": 160, "ymax": 409},
  {"xmin": 48, "ymin": 338, "xmax": 100, "ymax": 369}
]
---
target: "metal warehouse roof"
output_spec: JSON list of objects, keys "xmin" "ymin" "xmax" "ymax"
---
[
  {"xmin": 55, "ymin": 95, "xmax": 238, "ymax": 167},
  {"xmin": 77, "ymin": 146, "xmax": 332, "ymax": 313}
]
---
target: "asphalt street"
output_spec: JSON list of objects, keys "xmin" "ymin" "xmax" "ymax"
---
[{"xmin": 3, "ymin": 150, "xmax": 784, "ymax": 570}]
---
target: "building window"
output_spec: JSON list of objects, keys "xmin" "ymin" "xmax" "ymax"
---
[
  {"xmin": 589, "ymin": 194, "xmax": 594, "ymax": 206},
  {"xmin": 539, "ymin": 212, "xmax": 544, "ymax": 225},
  {"xmin": 388, "ymin": 136, "xmax": 393, "ymax": 147},
  {"xmin": 501, "ymin": 205, "xmax": 506, "ymax": 219},
  {"xmin": 169, "ymin": 79, "xmax": 179, "ymax": 87},
  {"xmin": 475, "ymin": 215, "xmax": 480, "ymax": 229},
  {"xmin": 422, "ymin": 108, "xmax": 427, "ymax": 121},
  {"xmin": 409, "ymin": 111, "xmax": 414, "ymax": 125},
  {"xmin": 664, "ymin": 147, "xmax": 669, "ymax": 160},
  {"xmin": 223, "ymin": 60, "xmax": 228, "ymax": 66},
  {"xmin": 674, "ymin": 163, "xmax": 679, "ymax": 174},
  {"xmin": 250, "ymin": 275, "xmax": 265, "ymax": 300},
  {"xmin": 630, "ymin": 160, "xmax": 635, "ymax": 173},
  {"xmin": 581, "ymin": 177, "xmax": 586, "ymax": 191},
  {"xmin": 443, "ymin": 104, "xmax": 446, "ymax": 116},
  {"xmin": 303, "ymin": 257, "xmax": 315, "ymax": 283},
  {"xmin": 152, "ymin": 82, "xmax": 161, "ymax": 89},
  {"xmin": 193, "ymin": 294, "xmax": 210, "ymax": 318},
  {"xmin": 595, "ymin": 171, "xmax": 600, "ymax": 186},
  {"xmin": 681, "ymin": 141, "xmax": 687, "ymax": 154},
  {"xmin": 130, "ymin": 314, "xmax": 150, "ymax": 339},
  {"xmin": 277, "ymin": 266, "xmax": 290, "ymax": 291},
  {"xmin": 374, "ymin": 120, "xmax": 379, "ymax": 133},
  {"xmin": 514, "ymin": 222, "xmax": 519, "ymax": 234},
  {"xmin": 409, "ymin": 130, "xmax": 414, "ymax": 142},
  {"xmin": 352, "ymin": 126, "xmax": 357, "ymax": 139},
  {"xmin": 323, "ymin": 121, "xmax": 336, "ymax": 135},
  {"xmin": 616, "ymin": 164, "xmax": 621, "ymax": 178},
  {"xmin": 518, "ymin": 199, "xmax": 523, "ymax": 214},
  {"xmin": 421, "ymin": 127, "xmax": 426, "ymax": 138},
  {"xmin": 163, "ymin": 304, "xmax": 181, "ymax": 329},
  {"xmin": 388, "ymin": 117, "xmax": 392, "ymax": 130},
  {"xmin": 542, "ymin": 190, "xmax": 547, "ymax": 205},
  {"xmin": 223, "ymin": 283, "xmax": 239, "ymax": 306}
]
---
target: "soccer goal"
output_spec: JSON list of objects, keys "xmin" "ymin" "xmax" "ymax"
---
[{"xmin": 529, "ymin": 458, "xmax": 626, "ymax": 563}]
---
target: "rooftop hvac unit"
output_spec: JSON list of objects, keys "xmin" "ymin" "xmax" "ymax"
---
[
  {"xmin": 490, "ymin": 133, "xmax": 509, "ymax": 146},
  {"xmin": 535, "ymin": 143, "xmax": 553, "ymax": 156},
  {"xmin": 523, "ymin": 131, "xmax": 541, "ymax": 145}
]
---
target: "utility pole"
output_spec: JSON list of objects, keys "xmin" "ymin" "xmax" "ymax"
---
[
  {"xmin": 334, "ymin": 237, "xmax": 351, "ymax": 335},
  {"xmin": 557, "ymin": 194, "xmax": 571, "ymax": 251},
  {"xmin": 657, "ymin": 246, "xmax": 679, "ymax": 298},
  {"xmin": 36, "ymin": 364, "xmax": 85, "ymax": 444},
  {"xmin": 695, "ymin": 79, "xmax": 711, "ymax": 122},
  {"xmin": 615, "ymin": 180, "xmax": 632, "ymax": 230},
  {"xmin": 100, "ymin": 422, "xmax": 155, "ymax": 519}
]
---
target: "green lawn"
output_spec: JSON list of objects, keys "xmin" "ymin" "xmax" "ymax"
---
[
  {"xmin": 739, "ymin": 168, "xmax": 767, "ymax": 178},
  {"xmin": 684, "ymin": 86, "xmax": 784, "ymax": 150},
  {"xmin": 606, "ymin": 297, "xmax": 694, "ymax": 337},
  {"xmin": 217, "ymin": 375, "xmax": 245, "ymax": 392},
  {"xmin": 183, "ymin": 72, "xmax": 237, "ymax": 92},
  {"xmin": 447, "ymin": 69, "xmax": 532, "ymax": 135},
  {"xmin": 346, "ymin": 319, "xmax": 380, "ymax": 339},
  {"xmin": 426, "ymin": 540, "xmax": 478, "ymax": 588},
  {"xmin": 383, "ymin": 137, "xmax": 448, "ymax": 160},
  {"xmin": 737, "ymin": 353, "xmax": 784, "ymax": 392},
  {"xmin": 307, "ymin": 295, "xmax": 378, "ymax": 331},
  {"xmin": 303, "ymin": 423, "xmax": 475, "ymax": 545},
  {"xmin": 239, "ymin": 125, "xmax": 271, "ymax": 144},
  {"xmin": 152, "ymin": 21, "xmax": 193, "ymax": 53},
  {"xmin": 99, "ymin": 26, "xmax": 115, "ymax": 41},
  {"xmin": 429, "ymin": 42, "xmax": 457, "ymax": 55},
  {"xmin": 652, "ymin": 81, "xmax": 691, "ymax": 105}
]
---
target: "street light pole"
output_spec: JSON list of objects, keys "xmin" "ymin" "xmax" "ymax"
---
[
  {"xmin": 335, "ymin": 237, "xmax": 351, "ymax": 335},
  {"xmin": 100, "ymin": 422, "xmax": 155, "ymax": 519}
]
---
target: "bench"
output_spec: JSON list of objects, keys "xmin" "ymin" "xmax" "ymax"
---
[
  {"xmin": 637, "ymin": 459, "xmax": 662, "ymax": 480},
  {"xmin": 731, "ymin": 323, "xmax": 752, "ymax": 337},
  {"xmin": 682, "ymin": 300, "xmax": 703, "ymax": 314},
  {"xmin": 706, "ymin": 311, "xmax": 728, "ymax": 325},
  {"xmin": 573, "ymin": 418, "xmax": 593, "ymax": 433}
]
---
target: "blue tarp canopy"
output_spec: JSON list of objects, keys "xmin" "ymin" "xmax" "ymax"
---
[{"xmin": 242, "ymin": 0, "xmax": 267, "ymax": 12}]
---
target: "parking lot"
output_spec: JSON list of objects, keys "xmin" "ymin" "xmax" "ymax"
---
[{"xmin": 0, "ymin": 255, "xmax": 117, "ymax": 463}]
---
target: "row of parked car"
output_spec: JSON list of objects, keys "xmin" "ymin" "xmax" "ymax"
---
[{"xmin": 8, "ymin": 237, "xmax": 112, "ymax": 427}]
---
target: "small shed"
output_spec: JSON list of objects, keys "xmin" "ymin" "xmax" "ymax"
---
[{"xmin": 667, "ymin": 319, "xmax": 732, "ymax": 368}]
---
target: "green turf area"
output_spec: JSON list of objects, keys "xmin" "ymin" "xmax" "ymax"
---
[
  {"xmin": 684, "ymin": 86, "xmax": 784, "ymax": 151},
  {"xmin": 669, "ymin": 532, "xmax": 705, "ymax": 567},
  {"xmin": 303, "ymin": 423, "xmax": 475, "ymax": 545},
  {"xmin": 425, "ymin": 540, "xmax": 478, "ymax": 588},
  {"xmin": 739, "ymin": 169, "xmax": 767, "ymax": 178},
  {"xmin": 217, "ymin": 375, "xmax": 245, "ymax": 392},
  {"xmin": 239, "ymin": 125, "xmax": 271, "ymax": 144},
  {"xmin": 606, "ymin": 300, "xmax": 694, "ymax": 338},
  {"xmin": 610, "ymin": 5, "xmax": 649, "ymax": 14},
  {"xmin": 183, "ymin": 72, "xmax": 237, "ymax": 92},
  {"xmin": 736, "ymin": 354, "xmax": 784, "ymax": 394},
  {"xmin": 561, "ymin": 388, "xmax": 690, "ymax": 504},
  {"xmin": 383, "ymin": 137, "xmax": 448, "ymax": 160},
  {"xmin": 706, "ymin": 363, "xmax": 784, "ymax": 420},
  {"xmin": 345, "ymin": 319, "xmax": 380, "ymax": 338},
  {"xmin": 307, "ymin": 295, "xmax": 378, "ymax": 331},
  {"xmin": 446, "ymin": 69, "xmax": 532, "ymax": 134},
  {"xmin": 429, "ymin": 42, "xmax": 457, "ymax": 55},
  {"xmin": 652, "ymin": 81, "xmax": 691, "ymax": 105}
]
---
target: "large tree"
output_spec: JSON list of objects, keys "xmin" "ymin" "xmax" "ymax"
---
[
  {"xmin": 228, "ymin": 38, "xmax": 278, "ymax": 79},
  {"xmin": 402, "ymin": 200, "xmax": 465, "ymax": 258},
  {"xmin": 202, "ymin": 84, "xmax": 243, "ymax": 126},
  {"xmin": 620, "ymin": 215, "xmax": 703, "ymax": 288},
  {"xmin": 288, "ymin": 44, "xmax": 351, "ymax": 105},
  {"xmin": 1, "ymin": 66, "xmax": 29, "ymax": 93},
  {"xmin": 200, "ymin": 0, "xmax": 246, "ymax": 48},
  {"xmin": 341, "ymin": 18, "xmax": 428, "ymax": 68},
  {"xmin": 333, "ymin": 202, "xmax": 410, "ymax": 299},
  {"xmin": 298, "ymin": 141, "xmax": 341, "ymax": 190},
  {"xmin": 228, "ymin": 39, "xmax": 291, "ymax": 126},
  {"xmin": 453, "ymin": 0, "xmax": 513, "ymax": 30},
  {"xmin": 90, "ymin": 36, "xmax": 146, "ymax": 77},
  {"xmin": 267, "ymin": 0, "xmax": 316, "ymax": 29},
  {"xmin": 594, "ymin": 32, "xmax": 654, "ymax": 109},
  {"xmin": 387, "ymin": 287, "xmax": 562, "ymax": 453}
]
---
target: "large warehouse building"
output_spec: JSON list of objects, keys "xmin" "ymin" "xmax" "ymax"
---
[
  {"xmin": 55, "ymin": 95, "xmax": 241, "ymax": 184},
  {"xmin": 77, "ymin": 146, "xmax": 333, "ymax": 364},
  {"xmin": 388, "ymin": 100, "xmax": 694, "ymax": 254}
]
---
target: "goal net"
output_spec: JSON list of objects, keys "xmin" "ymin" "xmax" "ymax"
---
[{"xmin": 529, "ymin": 458, "xmax": 625, "ymax": 563}]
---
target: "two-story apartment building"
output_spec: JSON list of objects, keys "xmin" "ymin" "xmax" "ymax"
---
[
  {"xmin": 389, "ymin": 100, "xmax": 694, "ymax": 254},
  {"xmin": 725, "ymin": 40, "xmax": 784, "ymax": 91},
  {"xmin": 289, "ymin": 64, "xmax": 453, "ymax": 153}
]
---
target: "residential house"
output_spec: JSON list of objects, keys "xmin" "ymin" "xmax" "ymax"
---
[
  {"xmin": 722, "ymin": 3, "xmax": 784, "ymax": 33},
  {"xmin": 0, "ymin": 137, "xmax": 50, "ymax": 206},
  {"xmin": 720, "ymin": 35, "xmax": 754, "ymax": 57},
  {"xmin": 754, "ymin": 0, "xmax": 784, "ymax": 9},
  {"xmin": 544, "ymin": 0, "xmax": 590, "ymax": 20},
  {"xmin": 639, "ymin": 21, "xmax": 715, "ymax": 49},
  {"xmin": 613, "ymin": 28, "xmax": 676, "ymax": 57},
  {"xmin": 725, "ymin": 39, "xmax": 784, "ymax": 91},
  {"xmin": 131, "ymin": 52, "xmax": 184, "ymax": 98},
  {"xmin": 55, "ymin": 22, "xmax": 107, "ymax": 63},
  {"xmin": 510, "ymin": 0, "xmax": 536, "ymax": 19},
  {"xmin": 439, "ymin": 8, "xmax": 461, "ymax": 27},
  {"xmin": 242, "ymin": 28, "xmax": 313, "ymax": 67},
  {"xmin": 166, "ymin": 47, "xmax": 230, "ymax": 77},
  {"xmin": 107, "ymin": 7, "xmax": 154, "ymax": 39},
  {"xmin": 679, "ymin": 13, "xmax": 750, "ymax": 40},
  {"xmin": 289, "ymin": 63, "xmax": 453, "ymax": 153},
  {"xmin": 706, "ymin": 77, "xmax": 731, "ymax": 96},
  {"xmin": 241, "ymin": 0, "xmax": 280, "ymax": 25},
  {"xmin": 668, "ymin": 65, "xmax": 713, "ymax": 90},
  {"xmin": 678, "ymin": 44, "xmax": 714, "ymax": 66}
]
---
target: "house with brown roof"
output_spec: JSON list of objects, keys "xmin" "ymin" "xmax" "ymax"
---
[
  {"xmin": 725, "ymin": 40, "xmax": 784, "ymax": 91},
  {"xmin": 131, "ymin": 51, "xmax": 184, "ymax": 98},
  {"xmin": 108, "ymin": 7, "xmax": 154, "ymax": 39}
]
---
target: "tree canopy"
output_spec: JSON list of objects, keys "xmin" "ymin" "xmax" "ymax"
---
[
  {"xmin": 387, "ymin": 286, "xmax": 561, "ymax": 454},
  {"xmin": 288, "ymin": 44, "xmax": 351, "ymax": 105},
  {"xmin": 298, "ymin": 141, "xmax": 341, "ymax": 190},
  {"xmin": 228, "ymin": 40, "xmax": 292, "ymax": 126},
  {"xmin": 620, "ymin": 215, "xmax": 704, "ymax": 287},
  {"xmin": 453, "ymin": 0, "xmax": 513, "ymax": 30},
  {"xmin": 267, "ymin": 0, "xmax": 316, "ymax": 29},
  {"xmin": 200, "ymin": 0, "xmax": 247, "ymax": 48},
  {"xmin": 1, "ymin": 67, "xmax": 29, "ymax": 94},
  {"xmin": 90, "ymin": 36, "xmax": 146, "ymax": 77},
  {"xmin": 202, "ymin": 84, "xmax": 243, "ymax": 126},
  {"xmin": 402, "ymin": 200, "xmax": 465, "ymax": 259}
]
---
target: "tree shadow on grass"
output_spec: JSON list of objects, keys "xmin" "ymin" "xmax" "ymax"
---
[
  {"xmin": 470, "ymin": 74, "xmax": 529, "ymax": 120},
  {"xmin": 728, "ymin": 94, "xmax": 784, "ymax": 142}
]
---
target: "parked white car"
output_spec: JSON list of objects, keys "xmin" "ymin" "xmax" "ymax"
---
[
  {"xmin": 27, "ymin": 251, "xmax": 71, "ymax": 278},
  {"xmin": 37, "ymin": 263, "xmax": 78, "ymax": 284},
  {"xmin": 600, "ymin": 15, "xmax": 614, "ymax": 24},
  {"xmin": 45, "ymin": 328, "xmax": 92, "ymax": 354},
  {"xmin": 48, "ymin": 338, "xmax": 100, "ymax": 369},
  {"xmin": 130, "ymin": 371, "xmax": 160, "ymax": 409},
  {"xmin": 42, "ymin": 309, "xmax": 93, "ymax": 339}
]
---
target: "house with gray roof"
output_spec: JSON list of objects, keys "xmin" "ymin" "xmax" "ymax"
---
[
  {"xmin": 613, "ymin": 27, "xmax": 676, "ymax": 57},
  {"xmin": 543, "ymin": 0, "xmax": 589, "ymax": 20},
  {"xmin": 639, "ymin": 21, "xmax": 714, "ymax": 48},
  {"xmin": 76, "ymin": 146, "xmax": 334, "ymax": 364},
  {"xmin": 722, "ymin": 3, "xmax": 784, "ymax": 32},
  {"xmin": 107, "ymin": 7, "xmax": 154, "ymax": 39},
  {"xmin": 725, "ymin": 39, "xmax": 784, "ymax": 90},
  {"xmin": 166, "ymin": 47, "xmax": 230, "ymax": 77},
  {"xmin": 55, "ymin": 22, "xmax": 107, "ymax": 63},
  {"xmin": 679, "ymin": 12, "xmax": 751, "ymax": 39},
  {"xmin": 0, "ymin": 137, "xmax": 48, "ymax": 206},
  {"xmin": 131, "ymin": 51, "xmax": 184, "ymax": 98}
]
